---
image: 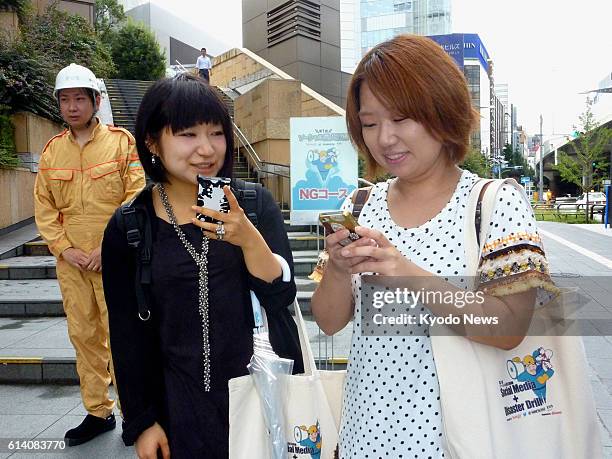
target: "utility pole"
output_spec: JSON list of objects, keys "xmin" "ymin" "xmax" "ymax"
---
[{"xmin": 539, "ymin": 114, "xmax": 544, "ymax": 202}]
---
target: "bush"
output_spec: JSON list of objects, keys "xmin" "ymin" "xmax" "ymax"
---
[
  {"xmin": 0, "ymin": 40, "xmax": 61, "ymax": 122},
  {"xmin": 461, "ymin": 149, "xmax": 491, "ymax": 178},
  {"xmin": 17, "ymin": 4, "xmax": 115, "ymax": 78},
  {"xmin": 0, "ymin": 111, "xmax": 18, "ymax": 168},
  {"xmin": 111, "ymin": 22, "xmax": 165, "ymax": 81}
]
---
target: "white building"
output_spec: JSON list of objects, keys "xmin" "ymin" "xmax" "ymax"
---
[
  {"xmin": 118, "ymin": 0, "xmax": 236, "ymax": 65},
  {"xmin": 592, "ymin": 72, "xmax": 612, "ymax": 123},
  {"xmin": 495, "ymin": 83, "xmax": 511, "ymax": 146}
]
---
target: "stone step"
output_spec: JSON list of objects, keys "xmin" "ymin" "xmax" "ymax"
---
[
  {"xmin": 24, "ymin": 241, "xmax": 52, "ymax": 257},
  {"xmin": 0, "ymin": 250, "xmax": 316, "ymax": 280},
  {"xmin": 293, "ymin": 256, "xmax": 317, "ymax": 277},
  {"xmin": 0, "ymin": 279, "xmax": 64, "ymax": 317},
  {"xmin": 284, "ymin": 220, "xmax": 317, "ymax": 233},
  {"xmin": 288, "ymin": 232, "xmax": 325, "ymax": 251},
  {"xmin": 0, "ymin": 313, "xmax": 351, "ymax": 383},
  {"xmin": 0, "ymin": 256, "xmax": 57, "ymax": 280},
  {"xmin": 0, "ymin": 317, "xmax": 76, "ymax": 383}
]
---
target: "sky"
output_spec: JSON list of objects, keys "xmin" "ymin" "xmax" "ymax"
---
[{"xmin": 146, "ymin": 0, "xmax": 611, "ymax": 138}]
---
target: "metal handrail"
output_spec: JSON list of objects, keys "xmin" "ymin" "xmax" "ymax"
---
[{"xmin": 232, "ymin": 122, "xmax": 289, "ymax": 178}]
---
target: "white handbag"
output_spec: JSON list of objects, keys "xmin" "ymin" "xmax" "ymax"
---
[
  {"xmin": 430, "ymin": 179, "xmax": 602, "ymax": 459},
  {"xmin": 228, "ymin": 301, "xmax": 345, "ymax": 459}
]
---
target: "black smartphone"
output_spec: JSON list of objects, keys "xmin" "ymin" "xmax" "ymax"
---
[{"xmin": 196, "ymin": 176, "xmax": 231, "ymax": 224}]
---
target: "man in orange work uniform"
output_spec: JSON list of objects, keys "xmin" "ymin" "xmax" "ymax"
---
[{"xmin": 34, "ymin": 63, "xmax": 145, "ymax": 446}]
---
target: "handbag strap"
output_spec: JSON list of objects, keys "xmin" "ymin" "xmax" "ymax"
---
[
  {"xmin": 351, "ymin": 186, "xmax": 372, "ymax": 218},
  {"xmin": 293, "ymin": 300, "xmax": 319, "ymax": 376},
  {"xmin": 465, "ymin": 178, "xmax": 527, "ymax": 282}
]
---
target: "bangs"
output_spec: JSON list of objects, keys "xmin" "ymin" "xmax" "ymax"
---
[
  {"xmin": 158, "ymin": 75, "xmax": 229, "ymax": 133},
  {"xmin": 360, "ymin": 50, "xmax": 421, "ymax": 122}
]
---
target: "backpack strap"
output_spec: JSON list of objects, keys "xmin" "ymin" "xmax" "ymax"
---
[
  {"xmin": 351, "ymin": 186, "xmax": 372, "ymax": 219},
  {"xmin": 117, "ymin": 200, "xmax": 152, "ymax": 321},
  {"xmin": 231, "ymin": 178, "xmax": 263, "ymax": 227}
]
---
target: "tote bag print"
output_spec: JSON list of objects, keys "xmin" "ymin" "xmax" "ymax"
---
[
  {"xmin": 501, "ymin": 346, "xmax": 557, "ymax": 420},
  {"xmin": 288, "ymin": 421, "xmax": 323, "ymax": 458}
]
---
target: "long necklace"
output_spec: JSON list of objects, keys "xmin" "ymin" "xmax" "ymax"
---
[{"xmin": 157, "ymin": 184, "xmax": 212, "ymax": 392}]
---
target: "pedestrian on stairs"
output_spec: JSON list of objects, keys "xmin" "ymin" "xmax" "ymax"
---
[
  {"xmin": 196, "ymin": 47, "xmax": 212, "ymax": 83},
  {"xmin": 33, "ymin": 63, "xmax": 146, "ymax": 446}
]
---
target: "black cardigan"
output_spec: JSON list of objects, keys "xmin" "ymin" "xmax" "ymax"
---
[{"xmin": 102, "ymin": 184, "xmax": 303, "ymax": 445}]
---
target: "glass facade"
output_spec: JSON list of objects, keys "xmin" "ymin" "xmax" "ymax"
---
[
  {"xmin": 359, "ymin": 0, "xmax": 451, "ymax": 54},
  {"xmin": 464, "ymin": 65, "xmax": 481, "ymax": 150}
]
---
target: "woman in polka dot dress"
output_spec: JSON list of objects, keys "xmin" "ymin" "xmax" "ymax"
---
[{"xmin": 311, "ymin": 35, "xmax": 555, "ymax": 458}]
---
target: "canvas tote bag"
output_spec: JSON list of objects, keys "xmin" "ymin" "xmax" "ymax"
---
[
  {"xmin": 430, "ymin": 178, "xmax": 601, "ymax": 459},
  {"xmin": 229, "ymin": 301, "xmax": 345, "ymax": 459}
]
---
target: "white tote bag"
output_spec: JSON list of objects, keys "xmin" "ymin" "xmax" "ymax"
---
[
  {"xmin": 229, "ymin": 301, "xmax": 345, "ymax": 459},
  {"xmin": 430, "ymin": 179, "xmax": 602, "ymax": 459}
]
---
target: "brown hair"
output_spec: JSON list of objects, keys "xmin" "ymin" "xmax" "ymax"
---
[{"xmin": 346, "ymin": 34, "xmax": 479, "ymax": 179}]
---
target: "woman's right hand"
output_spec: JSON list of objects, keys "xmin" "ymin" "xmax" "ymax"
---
[
  {"xmin": 325, "ymin": 228, "xmax": 376, "ymax": 274},
  {"xmin": 135, "ymin": 423, "xmax": 170, "ymax": 459}
]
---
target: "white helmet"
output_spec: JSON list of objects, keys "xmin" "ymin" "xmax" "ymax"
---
[{"xmin": 54, "ymin": 63, "xmax": 100, "ymax": 98}]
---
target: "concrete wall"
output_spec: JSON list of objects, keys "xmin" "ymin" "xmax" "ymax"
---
[
  {"xmin": 0, "ymin": 168, "xmax": 37, "ymax": 230},
  {"xmin": 13, "ymin": 112, "xmax": 64, "ymax": 173},
  {"xmin": 212, "ymin": 49, "xmax": 267, "ymax": 88},
  {"xmin": 33, "ymin": 0, "xmax": 95, "ymax": 24},
  {"xmin": 0, "ymin": 113, "xmax": 63, "ymax": 229},
  {"xmin": 0, "ymin": 11, "xmax": 19, "ymax": 40}
]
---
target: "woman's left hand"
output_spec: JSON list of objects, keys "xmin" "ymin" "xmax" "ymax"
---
[
  {"xmin": 341, "ymin": 226, "xmax": 416, "ymax": 276},
  {"xmin": 192, "ymin": 185, "xmax": 258, "ymax": 248}
]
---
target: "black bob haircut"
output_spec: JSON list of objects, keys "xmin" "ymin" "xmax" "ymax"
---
[{"xmin": 135, "ymin": 73, "xmax": 234, "ymax": 183}]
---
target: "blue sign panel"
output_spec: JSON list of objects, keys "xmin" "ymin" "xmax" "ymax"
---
[
  {"xmin": 463, "ymin": 33, "xmax": 490, "ymax": 73},
  {"xmin": 428, "ymin": 33, "xmax": 490, "ymax": 74},
  {"xmin": 428, "ymin": 34, "xmax": 464, "ymax": 70}
]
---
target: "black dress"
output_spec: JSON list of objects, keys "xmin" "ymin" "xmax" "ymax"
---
[{"xmin": 102, "ymin": 185, "xmax": 301, "ymax": 458}]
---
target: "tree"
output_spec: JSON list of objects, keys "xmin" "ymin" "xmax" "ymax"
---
[
  {"xmin": 461, "ymin": 149, "xmax": 491, "ymax": 178},
  {"xmin": 555, "ymin": 98, "xmax": 611, "ymax": 192},
  {"xmin": 554, "ymin": 98, "xmax": 612, "ymax": 221},
  {"xmin": 17, "ymin": 4, "xmax": 115, "ymax": 78},
  {"xmin": 0, "ymin": 39, "xmax": 61, "ymax": 122},
  {"xmin": 94, "ymin": 0, "xmax": 126, "ymax": 44},
  {"xmin": 110, "ymin": 21, "xmax": 165, "ymax": 80}
]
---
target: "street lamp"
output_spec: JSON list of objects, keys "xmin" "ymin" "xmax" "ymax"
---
[{"xmin": 539, "ymin": 115, "xmax": 544, "ymax": 202}]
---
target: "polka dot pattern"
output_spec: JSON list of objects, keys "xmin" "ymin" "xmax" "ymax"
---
[
  {"xmin": 338, "ymin": 172, "xmax": 538, "ymax": 457},
  {"xmin": 338, "ymin": 171, "xmax": 486, "ymax": 458}
]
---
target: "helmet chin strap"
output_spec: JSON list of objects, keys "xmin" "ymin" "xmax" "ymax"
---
[{"xmin": 84, "ymin": 89, "xmax": 99, "ymax": 128}]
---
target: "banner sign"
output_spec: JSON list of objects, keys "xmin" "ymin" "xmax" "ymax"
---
[{"xmin": 290, "ymin": 117, "xmax": 358, "ymax": 225}]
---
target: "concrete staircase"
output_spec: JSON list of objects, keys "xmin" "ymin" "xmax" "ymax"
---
[
  {"xmin": 0, "ymin": 221, "xmax": 349, "ymax": 384},
  {"xmin": 104, "ymin": 79, "xmax": 155, "ymax": 134}
]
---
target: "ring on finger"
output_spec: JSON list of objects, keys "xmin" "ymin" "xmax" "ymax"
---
[{"xmin": 215, "ymin": 222, "xmax": 226, "ymax": 240}]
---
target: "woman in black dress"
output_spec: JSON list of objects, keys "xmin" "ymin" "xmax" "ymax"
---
[{"xmin": 102, "ymin": 74, "xmax": 302, "ymax": 458}]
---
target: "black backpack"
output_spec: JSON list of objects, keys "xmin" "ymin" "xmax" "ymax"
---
[{"xmin": 117, "ymin": 178, "xmax": 263, "ymax": 321}]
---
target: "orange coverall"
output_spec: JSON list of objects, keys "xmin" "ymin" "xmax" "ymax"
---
[{"xmin": 34, "ymin": 121, "xmax": 145, "ymax": 418}]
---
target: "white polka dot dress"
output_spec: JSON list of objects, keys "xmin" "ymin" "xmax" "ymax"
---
[{"xmin": 338, "ymin": 170, "xmax": 480, "ymax": 458}]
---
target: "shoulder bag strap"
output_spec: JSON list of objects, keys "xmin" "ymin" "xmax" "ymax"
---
[{"xmin": 351, "ymin": 186, "xmax": 372, "ymax": 219}]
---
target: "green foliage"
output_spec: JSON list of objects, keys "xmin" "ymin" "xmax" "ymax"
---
[
  {"xmin": 461, "ymin": 149, "xmax": 491, "ymax": 178},
  {"xmin": 553, "ymin": 98, "xmax": 612, "ymax": 192},
  {"xmin": 111, "ymin": 22, "xmax": 165, "ymax": 81},
  {"xmin": 0, "ymin": 40, "xmax": 62, "ymax": 122},
  {"xmin": 94, "ymin": 0, "xmax": 126, "ymax": 45},
  {"xmin": 18, "ymin": 4, "xmax": 115, "ymax": 78},
  {"xmin": 0, "ymin": 110, "xmax": 18, "ymax": 168},
  {"xmin": 502, "ymin": 143, "xmax": 513, "ymax": 163}
]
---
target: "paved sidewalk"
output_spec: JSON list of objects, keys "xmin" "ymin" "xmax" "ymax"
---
[{"xmin": 0, "ymin": 221, "xmax": 611, "ymax": 457}]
